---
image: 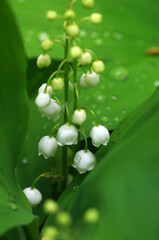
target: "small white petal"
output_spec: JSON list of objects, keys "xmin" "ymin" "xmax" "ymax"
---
[
  {"xmin": 38, "ymin": 136, "xmax": 58, "ymax": 159},
  {"xmin": 38, "ymin": 99, "xmax": 61, "ymax": 120},
  {"xmin": 35, "ymin": 93, "xmax": 51, "ymax": 108},
  {"xmin": 90, "ymin": 125, "xmax": 110, "ymax": 147},
  {"xmin": 72, "ymin": 150, "xmax": 96, "ymax": 174},
  {"xmin": 38, "ymin": 83, "xmax": 53, "ymax": 96},
  {"xmin": 85, "ymin": 71, "xmax": 99, "ymax": 88},
  {"xmin": 23, "ymin": 187, "xmax": 42, "ymax": 207},
  {"xmin": 57, "ymin": 123, "xmax": 78, "ymax": 146},
  {"xmin": 80, "ymin": 74, "xmax": 90, "ymax": 88}
]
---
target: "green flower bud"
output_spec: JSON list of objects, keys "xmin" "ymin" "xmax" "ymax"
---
[
  {"xmin": 43, "ymin": 226, "xmax": 58, "ymax": 240},
  {"xmin": 43, "ymin": 199, "xmax": 59, "ymax": 214},
  {"xmin": 82, "ymin": 0, "xmax": 94, "ymax": 8},
  {"xmin": 84, "ymin": 208, "xmax": 100, "ymax": 223},
  {"xmin": 41, "ymin": 39, "xmax": 54, "ymax": 51},
  {"xmin": 37, "ymin": 54, "xmax": 51, "ymax": 68},
  {"xmin": 90, "ymin": 13, "xmax": 103, "ymax": 24},
  {"xmin": 64, "ymin": 9, "xmax": 76, "ymax": 20},
  {"xmin": 79, "ymin": 52, "xmax": 92, "ymax": 66},
  {"xmin": 46, "ymin": 10, "xmax": 58, "ymax": 21},
  {"xmin": 92, "ymin": 60, "xmax": 105, "ymax": 73},
  {"xmin": 66, "ymin": 24, "xmax": 80, "ymax": 38},
  {"xmin": 56, "ymin": 212, "xmax": 72, "ymax": 226},
  {"xmin": 52, "ymin": 77, "xmax": 64, "ymax": 91},
  {"xmin": 70, "ymin": 46, "xmax": 83, "ymax": 59}
]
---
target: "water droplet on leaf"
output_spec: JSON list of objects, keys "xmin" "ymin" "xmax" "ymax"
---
[
  {"xmin": 101, "ymin": 116, "xmax": 109, "ymax": 122},
  {"xmin": 8, "ymin": 202, "xmax": 17, "ymax": 211},
  {"xmin": 113, "ymin": 31, "xmax": 123, "ymax": 41},
  {"xmin": 111, "ymin": 95, "xmax": 117, "ymax": 100},
  {"xmin": 109, "ymin": 67, "xmax": 128, "ymax": 81},
  {"xmin": 22, "ymin": 158, "xmax": 28, "ymax": 164},
  {"xmin": 154, "ymin": 81, "xmax": 159, "ymax": 87},
  {"xmin": 95, "ymin": 95, "xmax": 106, "ymax": 103},
  {"xmin": 73, "ymin": 186, "xmax": 79, "ymax": 192},
  {"xmin": 95, "ymin": 38, "xmax": 103, "ymax": 46},
  {"xmin": 91, "ymin": 32, "xmax": 98, "ymax": 38}
]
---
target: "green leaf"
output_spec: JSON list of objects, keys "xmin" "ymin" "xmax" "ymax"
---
[
  {"xmin": 0, "ymin": 1, "xmax": 38, "ymax": 238},
  {"xmin": 68, "ymin": 87, "xmax": 159, "ymax": 240},
  {"xmin": 9, "ymin": 0, "xmax": 159, "ymax": 130}
]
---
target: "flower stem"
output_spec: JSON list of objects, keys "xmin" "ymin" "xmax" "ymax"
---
[
  {"xmin": 73, "ymin": 60, "xmax": 78, "ymax": 110},
  {"xmin": 81, "ymin": 106, "xmax": 99, "ymax": 126},
  {"xmin": 77, "ymin": 129, "xmax": 88, "ymax": 152},
  {"xmin": 49, "ymin": 122, "xmax": 63, "ymax": 138}
]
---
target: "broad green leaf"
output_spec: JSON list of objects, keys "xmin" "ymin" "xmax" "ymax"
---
[
  {"xmin": 0, "ymin": 1, "xmax": 38, "ymax": 238},
  {"xmin": 67, "ymin": 87, "xmax": 159, "ymax": 240},
  {"xmin": 9, "ymin": 0, "xmax": 159, "ymax": 130}
]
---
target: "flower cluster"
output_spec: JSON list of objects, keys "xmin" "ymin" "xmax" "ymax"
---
[{"xmin": 34, "ymin": 0, "xmax": 110, "ymax": 177}]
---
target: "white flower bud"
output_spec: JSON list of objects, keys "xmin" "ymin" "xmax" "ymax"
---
[
  {"xmin": 46, "ymin": 10, "xmax": 58, "ymax": 21},
  {"xmin": 90, "ymin": 125, "xmax": 110, "ymax": 147},
  {"xmin": 80, "ymin": 73, "xmax": 90, "ymax": 88},
  {"xmin": 72, "ymin": 109, "xmax": 87, "ymax": 125},
  {"xmin": 79, "ymin": 52, "xmax": 92, "ymax": 66},
  {"xmin": 37, "ymin": 54, "xmax": 51, "ymax": 68},
  {"xmin": 92, "ymin": 60, "xmax": 105, "ymax": 74},
  {"xmin": 85, "ymin": 71, "xmax": 100, "ymax": 88},
  {"xmin": 38, "ymin": 83, "xmax": 53, "ymax": 96},
  {"xmin": 35, "ymin": 93, "xmax": 51, "ymax": 108},
  {"xmin": 90, "ymin": 13, "xmax": 103, "ymax": 24},
  {"xmin": 41, "ymin": 39, "xmax": 54, "ymax": 51},
  {"xmin": 38, "ymin": 99, "xmax": 61, "ymax": 120},
  {"xmin": 52, "ymin": 77, "xmax": 64, "ymax": 91},
  {"xmin": 57, "ymin": 123, "xmax": 78, "ymax": 146},
  {"xmin": 72, "ymin": 150, "xmax": 96, "ymax": 174},
  {"xmin": 70, "ymin": 46, "xmax": 83, "ymax": 59},
  {"xmin": 82, "ymin": 0, "xmax": 94, "ymax": 8},
  {"xmin": 23, "ymin": 187, "xmax": 42, "ymax": 207},
  {"xmin": 66, "ymin": 24, "xmax": 80, "ymax": 38},
  {"xmin": 64, "ymin": 9, "xmax": 76, "ymax": 20},
  {"xmin": 38, "ymin": 136, "xmax": 58, "ymax": 159}
]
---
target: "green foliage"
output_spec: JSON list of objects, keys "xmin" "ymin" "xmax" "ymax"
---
[{"xmin": 0, "ymin": 1, "xmax": 38, "ymax": 238}]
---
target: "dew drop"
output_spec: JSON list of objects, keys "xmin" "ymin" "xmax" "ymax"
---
[
  {"xmin": 97, "ymin": 110, "xmax": 101, "ymax": 115},
  {"xmin": 95, "ymin": 95, "xmax": 106, "ymax": 103},
  {"xmin": 8, "ymin": 202, "xmax": 17, "ymax": 211},
  {"xmin": 106, "ymin": 106, "xmax": 111, "ymax": 111},
  {"xmin": 154, "ymin": 81, "xmax": 159, "ymax": 87},
  {"xmin": 22, "ymin": 158, "xmax": 28, "ymax": 164},
  {"xmin": 103, "ymin": 31, "xmax": 110, "ymax": 38},
  {"xmin": 114, "ymin": 117, "xmax": 119, "ymax": 122},
  {"xmin": 38, "ymin": 32, "xmax": 49, "ymax": 42},
  {"xmin": 73, "ymin": 186, "xmax": 79, "ymax": 192},
  {"xmin": 95, "ymin": 38, "xmax": 103, "ymax": 46},
  {"xmin": 121, "ymin": 109, "xmax": 126, "ymax": 114},
  {"xmin": 91, "ymin": 32, "xmax": 98, "ymax": 38},
  {"xmin": 101, "ymin": 116, "xmax": 109, "ymax": 122},
  {"xmin": 111, "ymin": 95, "xmax": 117, "ymax": 100},
  {"xmin": 80, "ymin": 29, "xmax": 87, "ymax": 38},
  {"xmin": 112, "ymin": 31, "xmax": 123, "ymax": 41},
  {"xmin": 109, "ymin": 67, "xmax": 128, "ymax": 81}
]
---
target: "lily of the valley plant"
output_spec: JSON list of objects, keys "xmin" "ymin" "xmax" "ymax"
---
[{"xmin": 24, "ymin": 0, "xmax": 110, "ymax": 207}]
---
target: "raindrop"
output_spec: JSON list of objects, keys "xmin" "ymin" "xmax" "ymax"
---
[
  {"xmin": 95, "ymin": 38, "xmax": 103, "ymax": 46},
  {"xmin": 80, "ymin": 29, "xmax": 87, "ymax": 38},
  {"xmin": 73, "ymin": 186, "xmax": 79, "ymax": 192},
  {"xmin": 121, "ymin": 109, "xmax": 126, "ymax": 114},
  {"xmin": 111, "ymin": 95, "xmax": 117, "ymax": 100},
  {"xmin": 103, "ymin": 31, "xmax": 110, "ymax": 38},
  {"xmin": 95, "ymin": 95, "xmax": 106, "ymax": 103},
  {"xmin": 101, "ymin": 116, "xmax": 109, "ymax": 122},
  {"xmin": 38, "ymin": 32, "xmax": 49, "ymax": 42},
  {"xmin": 8, "ymin": 202, "xmax": 17, "ymax": 211},
  {"xmin": 91, "ymin": 32, "xmax": 98, "ymax": 38},
  {"xmin": 109, "ymin": 67, "xmax": 128, "ymax": 81},
  {"xmin": 97, "ymin": 110, "xmax": 101, "ymax": 115},
  {"xmin": 22, "ymin": 158, "xmax": 28, "ymax": 164},
  {"xmin": 154, "ymin": 81, "xmax": 159, "ymax": 87},
  {"xmin": 113, "ymin": 31, "xmax": 123, "ymax": 41},
  {"xmin": 91, "ymin": 121, "xmax": 96, "ymax": 125},
  {"xmin": 106, "ymin": 106, "xmax": 111, "ymax": 111},
  {"xmin": 114, "ymin": 117, "xmax": 119, "ymax": 122}
]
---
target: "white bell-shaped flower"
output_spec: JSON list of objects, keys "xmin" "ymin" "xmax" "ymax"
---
[
  {"xmin": 80, "ymin": 73, "xmax": 90, "ymax": 88},
  {"xmin": 57, "ymin": 123, "xmax": 78, "ymax": 146},
  {"xmin": 79, "ymin": 52, "xmax": 92, "ymax": 66},
  {"xmin": 90, "ymin": 125, "xmax": 110, "ymax": 147},
  {"xmin": 38, "ymin": 136, "xmax": 58, "ymax": 159},
  {"xmin": 37, "ymin": 54, "xmax": 51, "ymax": 68},
  {"xmin": 23, "ymin": 187, "xmax": 42, "ymax": 207},
  {"xmin": 72, "ymin": 150, "xmax": 96, "ymax": 174},
  {"xmin": 38, "ymin": 83, "xmax": 53, "ymax": 96},
  {"xmin": 85, "ymin": 71, "xmax": 99, "ymax": 88},
  {"xmin": 35, "ymin": 93, "xmax": 51, "ymax": 108},
  {"xmin": 38, "ymin": 99, "xmax": 61, "ymax": 120},
  {"xmin": 72, "ymin": 109, "xmax": 87, "ymax": 125}
]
